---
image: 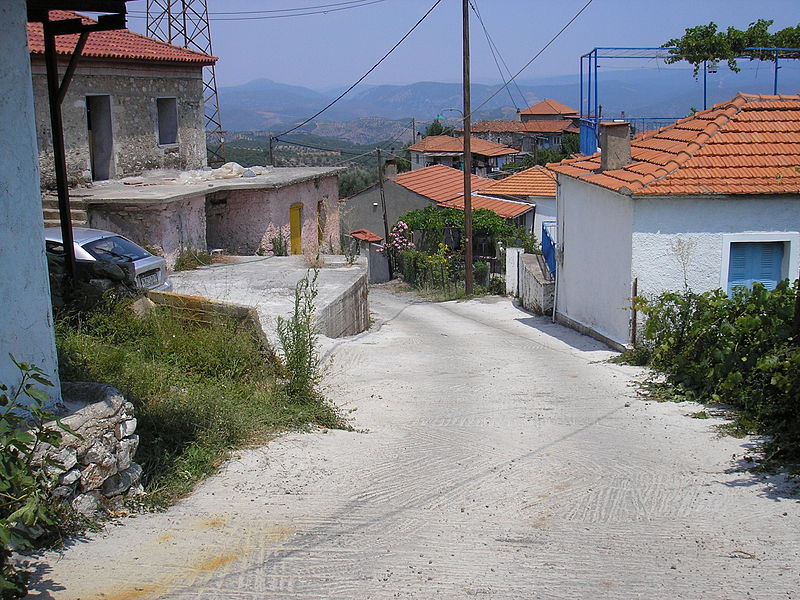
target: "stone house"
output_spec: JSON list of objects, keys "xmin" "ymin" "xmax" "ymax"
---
[
  {"xmin": 464, "ymin": 99, "xmax": 579, "ymax": 152},
  {"xmin": 27, "ymin": 10, "xmax": 342, "ymax": 267},
  {"xmin": 408, "ymin": 135, "xmax": 518, "ymax": 176},
  {"xmin": 28, "ymin": 10, "xmax": 214, "ymax": 192},
  {"xmin": 548, "ymin": 93, "xmax": 800, "ymax": 350}
]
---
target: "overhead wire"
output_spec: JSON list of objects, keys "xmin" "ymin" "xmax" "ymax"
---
[
  {"xmin": 469, "ymin": 0, "xmax": 595, "ymax": 118},
  {"xmin": 273, "ymin": 0, "xmax": 443, "ymax": 138},
  {"xmin": 273, "ymin": 138, "xmax": 368, "ymax": 155},
  {"xmin": 469, "ymin": 0, "xmax": 525, "ymax": 111},
  {"xmin": 127, "ymin": 0, "xmax": 389, "ymax": 21}
]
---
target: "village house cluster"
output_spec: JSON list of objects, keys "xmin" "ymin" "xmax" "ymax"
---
[{"xmin": 3, "ymin": 0, "xmax": 800, "ymax": 392}]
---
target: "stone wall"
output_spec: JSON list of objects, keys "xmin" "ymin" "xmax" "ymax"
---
[
  {"xmin": 38, "ymin": 383, "xmax": 142, "ymax": 515},
  {"xmin": 88, "ymin": 195, "xmax": 207, "ymax": 269},
  {"xmin": 31, "ymin": 58, "xmax": 207, "ymax": 189}
]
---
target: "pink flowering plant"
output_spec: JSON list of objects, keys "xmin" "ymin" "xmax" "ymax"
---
[{"xmin": 377, "ymin": 221, "xmax": 415, "ymax": 254}]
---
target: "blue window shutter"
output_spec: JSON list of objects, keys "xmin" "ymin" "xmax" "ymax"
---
[
  {"xmin": 756, "ymin": 242, "xmax": 784, "ymax": 289},
  {"xmin": 727, "ymin": 242, "xmax": 784, "ymax": 295}
]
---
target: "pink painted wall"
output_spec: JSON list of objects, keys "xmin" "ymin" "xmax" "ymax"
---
[{"xmin": 206, "ymin": 175, "xmax": 340, "ymax": 256}]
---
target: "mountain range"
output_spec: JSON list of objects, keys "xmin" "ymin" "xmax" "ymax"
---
[{"xmin": 219, "ymin": 67, "xmax": 800, "ymax": 144}]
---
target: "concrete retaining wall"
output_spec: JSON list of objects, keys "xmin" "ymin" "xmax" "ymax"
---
[
  {"xmin": 316, "ymin": 271, "xmax": 369, "ymax": 338},
  {"xmin": 519, "ymin": 254, "xmax": 554, "ymax": 315},
  {"xmin": 147, "ymin": 290, "xmax": 273, "ymax": 356}
]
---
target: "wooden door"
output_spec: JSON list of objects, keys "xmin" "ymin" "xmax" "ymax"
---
[{"xmin": 290, "ymin": 204, "xmax": 302, "ymax": 255}]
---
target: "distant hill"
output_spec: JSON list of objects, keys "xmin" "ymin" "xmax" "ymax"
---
[{"xmin": 219, "ymin": 67, "xmax": 800, "ymax": 139}]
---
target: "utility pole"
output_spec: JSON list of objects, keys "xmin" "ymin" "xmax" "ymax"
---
[
  {"xmin": 411, "ymin": 118, "xmax": 416, "ymax": 144},
  {"xmin": 377, "ymin": 147, "xmax": 393, "ymax": 278},
  {"xmin": 268, "ymin": 135, "xmax": 275, "ymax": 165},
  {"xmin": 462, "ymin": 0, "xmax": 473, "ymax": 295}
]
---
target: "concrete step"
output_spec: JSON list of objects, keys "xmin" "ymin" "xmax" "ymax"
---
[
  {"xmin": 42, "ymin": 197, "xmax": 88, "ymax": 210},
  {"xmin": 43, "ymin": 207, "xmax": 88, "ymax": 220},
  {"xmin": 43, "ymin": 215, "xmax": 89, "ymax": 229}
]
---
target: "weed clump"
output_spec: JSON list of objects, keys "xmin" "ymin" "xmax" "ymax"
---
[
  {"xmin": 173, "ymin": 248, "xmax": 213, "ymax": 271},
  {"xmin": 276, "ymin": 272, "xmax": 323, "ymax": 403},
  {"xmin": 57, "ymin": 294, "xmax": 338, "ymax": 507}
]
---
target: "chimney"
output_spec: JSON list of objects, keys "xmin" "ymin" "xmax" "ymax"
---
[
  {"xmin": 599, "ymin": 121, "xmax": 631, "ymax": 171},
  {"xmin": 383, "ymin": 159, "xmax": 398, "ymax": 180}
]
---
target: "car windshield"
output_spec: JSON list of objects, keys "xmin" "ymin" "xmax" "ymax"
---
[{"xmin": 83, "ymin": 236, "xmax": 149, "ymax": 263}]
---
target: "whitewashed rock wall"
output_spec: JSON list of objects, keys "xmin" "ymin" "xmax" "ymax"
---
[{"xmin": 38, "ymin": 382, "xmax": 143, "ymax": 515}]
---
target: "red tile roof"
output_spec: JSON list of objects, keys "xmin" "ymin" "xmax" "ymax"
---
[
  {"xmin": 394, "ymin": 164, "xmax": 495, "ymax": 204},
  {"xmin": 27, "ymin": 11, "xmax": 216, "ymax": 65},
  {"xmin": 519, "ymin": 99, "xmax": 577, "ymax": 116},
  {"xmin": 549, "ymin": 93, "xmax": 800, "ymax": 196},
  {"xmin": 350, "ymin": 229, "xmax": 383, "ymax": 243},
  {"xmin": 484, "ymin": 165, "xmax": 557, "ymax": 198},
  {"xmin": 442, "ymin": 195, "xmax": 534, "ymax": 219},
  {"xmin": 469, "ymin": 120, "xmax": 579, "ymax": 135},
  {"xmin": 408, "ymin": 135, "xmax": 518, "ymax": 157}
]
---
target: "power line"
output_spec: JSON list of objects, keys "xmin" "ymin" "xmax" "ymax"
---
[
  {"xmin": 127, "ymin": 0, "xmax": 389, "ymax": 21},
  {"xmin": 274, "ymin": 0, "xmax": 443, "ymax": 138},
  {"xmin": 470, "ymin": 0, "xmax": 595, "ymax": 118},
  {"xmin": 130, "ymin": 0, "xmax": 378, "ymax": 15},
  {"xmin": 469, "ymin": 0, "xmax": 525, "ymax": 110},
  {"xmin": 273, "ymin": 137, "xmax": 368, "ymax": 155}
]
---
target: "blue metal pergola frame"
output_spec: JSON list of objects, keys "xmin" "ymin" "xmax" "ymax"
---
[{"xmin": 578, "ymin": 46, "xmax": 800, "ymax": 155}]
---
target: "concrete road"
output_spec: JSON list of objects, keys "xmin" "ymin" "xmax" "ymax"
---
[{"xmin": 26, "ymin": 290, "xmax": 800, "ymax": 599}]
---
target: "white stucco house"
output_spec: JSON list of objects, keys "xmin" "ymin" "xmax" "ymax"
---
[{"xmin": 548, "ymin": 93, "xmax": 800, "ymax": 350}]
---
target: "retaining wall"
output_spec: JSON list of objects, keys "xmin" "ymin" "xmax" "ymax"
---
[{"xmin": 38, "ymin": 382, "xmax": 142, "ymax": 515}]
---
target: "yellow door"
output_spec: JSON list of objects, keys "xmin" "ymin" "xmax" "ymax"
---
[{"xmin": 290, "ymin": 204, "xmax": 302, "ymax": 255}]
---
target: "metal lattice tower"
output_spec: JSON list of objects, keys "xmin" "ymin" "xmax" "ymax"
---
[{"xmin": 146, "ymin": 0, "xmax": 225, "ymax": 166}]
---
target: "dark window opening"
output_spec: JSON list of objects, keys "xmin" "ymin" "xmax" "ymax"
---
[{"xmin": 157, "ymin": 97, "xmax": 178, "ymax": 145}]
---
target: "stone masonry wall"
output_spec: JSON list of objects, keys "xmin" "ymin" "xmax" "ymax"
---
[
  {"xmin": 37, "ymin": 382, "xmax": 142, "ymax": 515},
  {"xmin": 88, "ymin": 195, "xmax": 207, "ymax": 269},
  {"xmin": 31, "ymin": 58, "xmax": 206, "ymax": 189}
]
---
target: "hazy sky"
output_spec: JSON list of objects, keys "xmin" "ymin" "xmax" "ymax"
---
[{"xmin": 122, "ymin": 0, "xmax": 798, "ymax": 89}]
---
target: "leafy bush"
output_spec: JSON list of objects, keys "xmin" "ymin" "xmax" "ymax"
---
[
  {"xmin": 473, "ymin": 261, "xmax": 489, "ymax": 286},
  {"xmin": 636, "ymin": 281, "xmax": 800, "ymax": 460},
  {"xmin": 1, "ymin": 359, "xmax": 69, "ymax": 598}
]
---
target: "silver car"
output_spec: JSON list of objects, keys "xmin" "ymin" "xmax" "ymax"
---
[{"xmin": 45, "ymin": 227, "xmax": 172, "ymax": 292}]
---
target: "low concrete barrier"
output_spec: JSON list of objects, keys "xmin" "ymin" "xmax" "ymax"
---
[
  {"xmin": 519, "ymin": 254, "xmax": 555, "ymax": 315},
  {"xmin": 316, "ymin": 271, "xmax": 369, "ymax": 338}
]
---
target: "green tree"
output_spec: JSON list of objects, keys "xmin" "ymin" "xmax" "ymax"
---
[
  {"xmin": 339, "ymin": 167, "xmax": 377, "ymax": 198},
  {"xmin": 663, "ymin": 20, "xmax": 800, "ymax": 76},
  {"xmin": 423, "ymin": 118, "xmax": 455, "ymax": 137},
  {"xmin": 561, "ymin": 133, "xmax": 579, "ymax": 156}
]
